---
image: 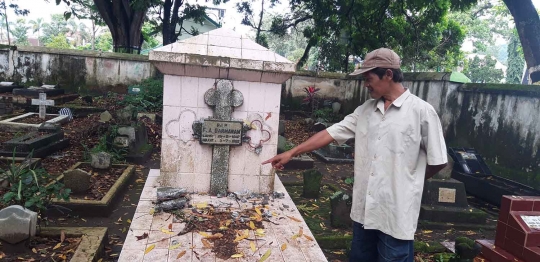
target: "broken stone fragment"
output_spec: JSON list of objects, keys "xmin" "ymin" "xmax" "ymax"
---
[
  {"xmin": 156, "ymin": 187, "xmax": 188, "ymax": 202},
  {"xmin": 155, "ymin": 198, "xmax": 187, "ymax": 212}
]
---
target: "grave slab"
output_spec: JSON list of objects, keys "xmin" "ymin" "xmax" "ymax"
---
[
  {"xmin": 119, "ymin": 169, "xmax": 328, "ymax": 262},
  {"xmin": 0, "ymin": 112, "xmax": 69, "ymax": 131},
  {"xmin": 12, "ymin": 86, "xmax": 65, "ymax": 98},
  {"xmin": 475, "ymin": 196, "xmax": 540, "ymax": 262},
  {"xmin": 0, "ymin": 82, "xmax": 22, "ymax": 93}
]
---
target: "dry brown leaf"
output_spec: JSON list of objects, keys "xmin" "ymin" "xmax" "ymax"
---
[
  {"xmin": 225, "ymin": 220, "xmax": 232, "ymax": 227},
  {"xmin": 249, "ymin": 221, "xmax": 256, "ymax": 230},
  {"xmin": 177, "ymin": 250, "xmax": 187, "ymax": 259},
  {"xmin": 204, "ymin": 233, "xmax": 223, "ymax": 240},
  {"xmin": 168, "ymin": 224, "xmax": 173, "ymax": 231},
  {"xmin": 298, "ymin": 227, "xmax": 304, "ymax": 237},
  {"xmin": 60, "ymin": 231, "xmax": 65, "ymax": 243},
  {"xmin": 145, "ymin": 244, "xmax": 155, "ymax": 254},
  {"xmin": 303, "ymin": 235, "xmax": 314, "ymax": 241},
  {"xmin": 32, "ymin": 248, "xmax": 37, "ymax": 253},
  {"xmin": 281, "ymin": 243, "xmax": 287, "ymax": 251},
  {"xmin": 255, "ymin": 208, "xmax": 262, "ymax": 216},
  {"xmin": 201, "ymin": 239, "xmax": 212, "ymax": 248},
  {"xmin": 287, "ymin": 216, "xmax": 301, "ymax": 222}
]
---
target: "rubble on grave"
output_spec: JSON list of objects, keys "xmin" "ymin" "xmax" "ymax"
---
[{"xmin": 146, "ymin": 189, "xmax": 303, "ymax": 260}]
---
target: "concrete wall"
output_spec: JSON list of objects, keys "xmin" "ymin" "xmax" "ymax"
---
[
  {"xmin": 284, "ymin": 71, "xmax": 540, "ymax": 188},
  {"xmin": 0, "ymin": 46, "xmax": 157, "ymax": 93}
]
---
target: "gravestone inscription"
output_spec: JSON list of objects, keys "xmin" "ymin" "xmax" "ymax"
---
[{"xmin": 192, "ymin": 80, "xmax": 250, "ymax": 195}]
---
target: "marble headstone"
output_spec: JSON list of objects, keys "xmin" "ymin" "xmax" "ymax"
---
[{"xmin": 0, "ymin": 205, "xmax": 38, "ymax": 244}]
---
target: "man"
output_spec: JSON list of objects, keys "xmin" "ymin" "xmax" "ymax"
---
[{"xmin": 262, "ymin": 48, "xmax": 447, "ymax": 261}]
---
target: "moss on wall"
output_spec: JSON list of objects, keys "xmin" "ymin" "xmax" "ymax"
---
[{"xmin": 461, "ymin": 83, "xmax": 540, "ymax": 96}]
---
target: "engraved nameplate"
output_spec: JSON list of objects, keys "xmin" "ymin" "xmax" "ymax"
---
[
  {"xmin": 200, "ymin": 120, "xmax": 243, "ymax": 145},
  {"xmin": 438, "ymin": 188, "xmax": 456, "ymax": 203}
]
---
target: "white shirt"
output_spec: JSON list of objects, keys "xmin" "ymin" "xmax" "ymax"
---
[{"xmin": 326, "ymin": 89, "xmax": 447, "ymax": 240}]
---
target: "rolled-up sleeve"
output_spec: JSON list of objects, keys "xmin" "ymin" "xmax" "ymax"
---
[
  {"xmin": 326, "ymin": 107, "xmax": 359, "ymax": 145},
  {"xmin": 421, "ymin": 105, "xmax": 448, "ymax": 165}
]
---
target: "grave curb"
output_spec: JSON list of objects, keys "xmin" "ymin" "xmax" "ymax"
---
[
  {"xmin": 418, "ymin": 220, "xmax": 496, "ymax": 231},
  {"xmin": 312, "ymin": 149, "xmax": 354, "ymax": 163},
  {"xmin": 51, "ymin": 162, "xmax": 136, "ymax": 216},
  {"xmin": 39, "ymin": 227, "xmax": 108, "ymax": 262},
  {"xmin": 0, "ymin": 156, "xmax": 41, "ymax": 168},
  {"xmin": 0, "ymin": 113, "xmax": 69, "ymax": 130}
]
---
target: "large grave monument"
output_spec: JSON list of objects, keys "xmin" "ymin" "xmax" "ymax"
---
[
  {"xmin": 476, "ymin": 195, "xmax": 540, "ymax": 261},
  {"xmin": 149, "ymin": 28, "xmax": 295, "ymax": 194}
]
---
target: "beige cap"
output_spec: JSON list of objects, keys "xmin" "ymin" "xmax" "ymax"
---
[{"xmin": 350, "ymin": 48, "xmax": 401, "ymax": 75}]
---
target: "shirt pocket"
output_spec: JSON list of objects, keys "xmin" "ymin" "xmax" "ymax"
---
[{"xmin": 384, "ymin": 123, "xmax": 416, "ymax": 155}]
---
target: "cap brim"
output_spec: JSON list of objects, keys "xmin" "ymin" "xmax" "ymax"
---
[{"xmin": 349, "ymin": 67, "xmax": 376, "ymax": 76}]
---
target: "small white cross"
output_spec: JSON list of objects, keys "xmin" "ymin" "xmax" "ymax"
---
[{"xmin": 31, "ymin": 93, "xmax": 54, "ymax": 119}]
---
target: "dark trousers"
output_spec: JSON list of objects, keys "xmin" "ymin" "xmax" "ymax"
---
[{"xmin": 349, "ymin": 222, "xmax": 414, "ymax": 262}]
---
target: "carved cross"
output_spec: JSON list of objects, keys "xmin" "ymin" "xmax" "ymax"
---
[
  {"xmin": 204, "ymin": 80, "xmax": 243, "ymax": 195},
  {"xmin": 31, "ymin": 93, "xmax": 54, "ymax": 119}
]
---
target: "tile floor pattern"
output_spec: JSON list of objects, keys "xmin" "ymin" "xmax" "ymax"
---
[{"xmin": 118, "ymin": 169, "xmax": 328, "ymax": 262}]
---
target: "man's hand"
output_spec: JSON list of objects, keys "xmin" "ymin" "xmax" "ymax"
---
[{"xmin": 262, "ymin": 151, "xmax": 294, "ymax": 170}]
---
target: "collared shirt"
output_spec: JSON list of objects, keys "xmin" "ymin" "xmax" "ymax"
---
[{"xmin": 326, "ymin": 89, "xmax": 447, "ymax": 240}]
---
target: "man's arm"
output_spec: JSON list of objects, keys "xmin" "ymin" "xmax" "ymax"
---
[
  {"xmin": 425, "ymin": 164, "xmax": 447, "ymax": 180},
  {"xmin": 262, "ymin": 130, "xmax": 334, "ymax": 170}
]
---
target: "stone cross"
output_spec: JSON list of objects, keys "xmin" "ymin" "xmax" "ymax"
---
[
  {"xmin": 204, "ymin": 80, "xmax": 243, "ymax": 195},
  {"xmin": 31, "ymin": 93, "xmax": 54, "ymax": 119}
]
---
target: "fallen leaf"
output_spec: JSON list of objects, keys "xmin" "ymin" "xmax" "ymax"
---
[
  {"xmin": 259, "ymin": 249, "xmax": 271, "ymax": 262},
  {"xmin": 426, "ymin": 243, "xmax": 430, "ymax": 247},
  {"xmin": 281, "ymin": 243, "xmax": 287, "ymax": 251},
  {"xmin": 265, "ymin": 112, "xmax": 272, "ymax": 121},
  {"xmin": 53, "ymin": 243, "xmax": 62, "ymax": 250},
  {"xmin": 303, "ymin": 235, "xmax": 314, "ymax": 241},
  {"xmin": 136, "ymin": 233, "xmax": 148, "ymax": 240},
  {"xmin": 255, "ymin": 229, "xmax": 265, "ymax": 237},
  {"xmin": 198, "ymin": 232, "xmax": 211, "ymax": 238},
  {"xmin": 422, "ymin": 230, "xmax": 433, "ymax": 234},
  {"xmin": 149, "ymin": 208, "xmax": 155, "ymax": 215},
  {"xmin": 204, "ymin": 233, "xmax": 223, "ymax": 240},
  {"xmin": 225, "ymin": 220, "xmax": 232, "ymax": 227},
  {"xmin": 201, "ymin": 239, "xmax": 212, "ymax": 248},
  {"xmin": 168, "ymin": 224, "xmax": 172, "ymax": 231},
  {"xmin": 161, "ymin": 228, "xmax": 174, "ymax": 235},
  {"xmin": 135, "ymin": 179, "xmax": 145, "ymax": 183},
  {"xmin": 122, "ymin": 227, "xmax": 126, "ymax": 233},
  {"xmin": 169, "ymin": 243, "xmax": 182, "ymax": 250},
  {"xmin": 144, "ymin": 244, "xmax": 155, "ymax": 254},
  {"xmin": 287, "ymin": 216, "xmax": 301, "ymax": 222},
  {"xmin": 250, "ymin": 241, "xmax": 256, "ymax": 252},
  {"xmin": 117, "ymin": 217, "xmax": 122, "ymax": 222},
  {"xmin": 58, "ymin": 254, "xmax": 67, "ymax": 260},
  {"xmin": 231, "ymin": 254, "xmax": 243, "ymax": 258},
  {"xmin": 60, "ymin": 231, "xmax": 65, "ymax": 243},
  {"xmin": 177, "ymin": 250, "xmax": 186, "ymax": 259},
  {"xmin": 81, "ymin": 218, "xmax": 87, "ymax": 222},
  {"xmin": 196, "ymin": 202, "xmax": 207, "ymax": 209},
  {"xmin": 255, "ymin": 208, "xmax": 262, "ymax": 216},
  {"xmin": 97, "ymin": 259, "xmax": 103, "ymax": 262},
  {"xmin": 127, "ymin": 219, "xmax": 132, "ymax": 224},
  {"xmin": 249, "ymin": 221, "xmax": 256, "ymax": 230},
  {"xmin": 110, "ymin": 253, "xmax": 119, "ymax": 257},
  {"xmin": 32, "ymin": 248, "xmax": 37, "ymax": 254}
]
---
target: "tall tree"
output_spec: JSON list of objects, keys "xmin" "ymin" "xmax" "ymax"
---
[
  {"xmin": 502, "ymin": 0, "xmax": 540, "ymax": 83},
  {"xmin": 464, "ymin": 55, "xmax": 504, "ymax": 83},
  {"xmin": 506, "ymin": 29, "xmax": 525, "ymax": 84},
  {"xmin": 45, "ymin": 34, "xmax": 71, "ymax": 49},
  {"xmin": 237, "ymin": 0, "xmax": 280, "ymax": 47},
  {"xmin": 29, "ymin": 18, "xmax": 44, "ymax": 45},
  {"xmin": 41, "ymin": 14, "xmax": 70, "ymax": 45},
  {"xmin": 0, "ymin": 0, "xmax": 29, "ymax": 45},
  {"xmin": 10, "ymin": 18, "xmax": 29, "ymax": 45}
]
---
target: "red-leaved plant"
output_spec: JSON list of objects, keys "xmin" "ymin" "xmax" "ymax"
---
[{"xmin": 303, "ymin": 86, "xmax": 320, "ymax": 117}]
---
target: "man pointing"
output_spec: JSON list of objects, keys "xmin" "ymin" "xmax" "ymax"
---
[{"xmin": 262, "ymin": 48, "xmax": 447, "ymax": 262}]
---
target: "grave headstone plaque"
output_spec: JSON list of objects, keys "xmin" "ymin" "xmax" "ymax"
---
[
  {"xmin": 475, "ymin": 195, "xmax": 540, "ymax": 262},
  {"xmin": 31, "ymin": 93, "xmax": 54, "ymax": 119},
  {"xmin": 192, "ymin": 80, "xmax": 250, "ymax": 195},
  {"xmin": 91, "ymin": 152, "xmax": 112, "ymax": 169},
  {"xmin": 0, "ymin": 205, "xmax": 38, "ymax": 244},
  {"xmin": 63, "ymin": 169, "xmax": 91, "ymax": 194}
]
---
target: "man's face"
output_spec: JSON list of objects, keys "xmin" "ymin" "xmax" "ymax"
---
[{"xmin": 362, "ymin": 71, "xmax": 391, "ymax": 99}]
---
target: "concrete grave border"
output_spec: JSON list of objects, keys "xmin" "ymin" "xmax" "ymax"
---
[
  {"xmin": 51, "ymin": 162, "xmax": 135, "ymax": 216},
  {"xmin": 0, "ymin": 112, "xmax": 69, "ymax": 130},
  {"xmin": 39, "ymin": 227, "xmax": 108, "ymax": 262}
]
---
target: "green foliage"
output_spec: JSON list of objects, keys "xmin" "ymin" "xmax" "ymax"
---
[
  {"xmin": 344, "ymin": 177, "xmax": 354, "ymax": 185},
  {"xmin": 506, "ymin": 29, "xmax": 525, "ymax": 84},
  {"xmin": 463, "ymin": 55, "xmax": 504, "ymax": 83},
  {"xmin": 10, "ymin": 18, "xmax": 30, "ymax": 46},
  {"xmin": 141, "ymin": 22, "xmax": 160, "ymax": 51},
  {"xmin": 40, "ymin": 14, "xmax": 70, "ymax": 45},
  {"xmin": 119, "ymin": 77, "xmax": 164, "ymax": 113},
  {"xmin": 313, "ymin": 108, "xmax": 342, "ymax": 123},
  {"xmin": 45, "ymin": 34, "xmax": 71, "ymax": 49},
  {"xmin": 82, "ymin": 127, "xmax": 127, "ymax": 164},
  {"xmin": 1, "ymin": 155, "xmax": 71, "ymax": 214},
  {"xmin": 95, "ymin": 32, "xmax": 113, "ymax": 52}
]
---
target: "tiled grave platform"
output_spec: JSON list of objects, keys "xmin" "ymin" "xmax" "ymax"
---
[
  {"xmin": 0, "ymin": 112, "xmax": 69, "ymax": 129},
  {"xmin": 119, "ymin": 169, "xmax": 328, "ymax": 262}
]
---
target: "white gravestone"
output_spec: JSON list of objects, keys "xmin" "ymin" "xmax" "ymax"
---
[
  {"xmin": 31, "ymin": 93, "xmax": 54, "ymax": 119},
  {"xmin": 0, "ymin": 205, "xmax": 38, "ymax": 244}
]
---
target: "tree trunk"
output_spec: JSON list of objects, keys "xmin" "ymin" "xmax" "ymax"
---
[
  {"xmin": 162, "ymin": 0, "xmax": 183, "ymax": 46},
  {"xmin": 255, "ymin": 0, "xmax": 265, "ymax": 45},
  {"xmin": 3, "ymin": 1, "xmax": 10, "ymax": 45},
  {"xmin": 503, "ymin": 0, "xmax": 540, "ymax": 83},
  {"xmin": 297, "ymin": 38, "xmax": 316, "ymax": 70},
  {"xmin": 91, "ymin": 21, "xmax": 96, "ymax": 50},
  {"xmin": 93, "ymin": 0, "xmax": 148, "ymax": 54}
]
